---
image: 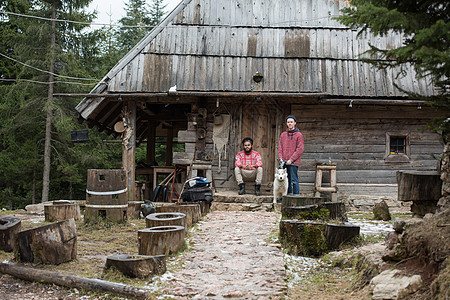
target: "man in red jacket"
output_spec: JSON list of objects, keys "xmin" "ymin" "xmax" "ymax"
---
[
  {"xmin": 235, "ymin": 137, "xmax": 263, "ymax": 195},
  {"xmin": 278, "ymin": 115, "xmax": 304, "ymax": 195}
]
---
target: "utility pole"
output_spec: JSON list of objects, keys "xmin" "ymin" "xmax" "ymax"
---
[{"xmin": 42, "ymin": 3, "xmax": 56, "ymax": 202}]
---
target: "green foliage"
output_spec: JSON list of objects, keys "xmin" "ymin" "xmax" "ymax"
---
[{"xmin": 337, "ymin": 0, "xmax": 449, "ymax": 134}]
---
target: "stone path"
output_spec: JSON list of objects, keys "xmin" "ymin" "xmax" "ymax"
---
[{"xmin": 159, "ymin": 211, "xmax": 287, "ymax": 299}]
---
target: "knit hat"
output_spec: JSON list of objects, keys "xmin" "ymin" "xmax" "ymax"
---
[{"xmin": 286, "ymin": 115, "xmax": 297, "ymax": 122}]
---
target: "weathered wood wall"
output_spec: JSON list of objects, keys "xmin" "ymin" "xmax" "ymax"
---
[{"xmin": 293, "ymin": 104, "xmax": 443, "ymax": 196}]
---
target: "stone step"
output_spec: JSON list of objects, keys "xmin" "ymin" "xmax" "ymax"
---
[{"xmin": 213, "ymin": 192, "xmax": 273, "ymax": 204}]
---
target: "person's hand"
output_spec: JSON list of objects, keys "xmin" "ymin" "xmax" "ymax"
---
[{"xmin": 286, "ymin": 160, "xmax": 292, "ymax": 165}]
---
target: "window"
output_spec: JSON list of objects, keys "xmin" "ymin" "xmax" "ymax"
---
[
  {"xmin": 385, "ymin": 132, "xmax": 410, "ymax": 163},
  {"xmin": 390, "ymin": 137, "xmax": 406, "ymax": 154}
]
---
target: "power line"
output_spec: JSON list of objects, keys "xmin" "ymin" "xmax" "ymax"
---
[
  {"xmin": 0, "ymin": 52, "xmax": 99, "ymax": 82},
  {"xmin": 1, "ymin": 10, "xmax": 339, "ymax": 29},
  {"xmin": 1, "ymin": 10, "xmax": 154, "ymax": 28},
  {"xmin": 0, "ymin": 78, "xmax": 97, "ymax": 86}
]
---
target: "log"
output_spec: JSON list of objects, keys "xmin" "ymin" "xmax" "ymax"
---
[
  {"xmin": 324, "ymin": 223, "xmax": 360, "ymax": 249},
  {"xmin": 16, "ymin": 219, "xmax": 77, "ymax": 264},
  {"xmin": 319, "ymin": 202, "xmax": 347, "ymax": 222},
  {"xmin": 397, "ymin": 171, "xmax": 442, "ymax": 217},
  {"xmin": 281, "ymin": 195, "xmax": 327, "ymax": 209},
  {"xmin": 0, "ymin": 217, "xmax": 21, "ymax": 252},
  {"xmin": 0, "ymin": 262, "xmax": 149, "ymax": 299},
  {"xmin": 44, "ymin": 201, "xmax": 81, "ymax": 222},
  {"xmin": 157, "ymin": 203, "xmax": 201, "ymax": 227},
  {"xmin": 397, "ymin": 171, "xmax": 442, "ymax": 201},
  {"xmin": 105, "ymin": 254, "xmax": 166, "ymax": 278},
  {"xmin": 279, "ymin": 220, "xmax": 327, "ymax": 257},
  {"xmin": 145, "ymin": 212, "xmax": 186, "ymax": 230},
  {"xmin": 138, "ymin": 226, "xmax": 185, "ymax": 256}
]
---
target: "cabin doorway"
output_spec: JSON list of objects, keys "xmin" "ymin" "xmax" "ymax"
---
[{"xmin": 241, "ymin": 102, "xmax": 280, "ymax": 184}]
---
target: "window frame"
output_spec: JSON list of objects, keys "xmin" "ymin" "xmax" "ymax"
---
[{"xmin": 384, "ymin": 132, "xmax": 410, "ymax": 163}]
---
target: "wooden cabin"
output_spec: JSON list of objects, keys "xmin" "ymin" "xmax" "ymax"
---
[{"xmin": 75, "ymin": 0, "xmax": 444, "ymax": 205}]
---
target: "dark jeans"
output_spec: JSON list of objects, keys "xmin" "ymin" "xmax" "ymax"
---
[{"xmin": 286, "ymin": 165, "xmax": 299, "ymax": 195}]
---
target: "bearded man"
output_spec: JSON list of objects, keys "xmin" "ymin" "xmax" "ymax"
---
[{"xmin": 234, "ymin": 137, "xmax": 263, "ymax": 195}]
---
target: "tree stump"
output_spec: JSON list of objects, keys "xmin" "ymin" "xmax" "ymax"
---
[
  {"xmin": 319, "ymin": 202, "xmax": 347, "ymax": 222},
  {"xmin": 281, "ymin": 195, "xmax": 327, "ymax": 209},
  {"xmin": 157, "ymin": 203, "xmax": 201, "ymax": 227},
  {"xmin": 0, "ymin": 217, "xmax": 21, "ymax": 252},
  {"xmin": 105, "ymin": 254, "xmax": 166, "ymax": 278},
  {"xmin": 138, "ymin": 226, "xmax": 185, "ymax": 256},
  {"xmin": 279, "ymin": 220, "xmax": 327, "ymax": 257},
  {"xmin": 16, "ymin": 219, "xmax": 77, "ymax": 264},
  {"xmin": 282, "ymin": 202, "xmax": 347, "ymax": 222},
  {"xmin": 44, "ymin": 201, "xmax": 81, "ymax": 222},
  {"xmin": 127, "ymin": 201, "xmax": 144, "ymax": 219},
  {"xmin": 145, "ymin": 213, "xmax": 186, "ymax": 230},
  {"xmin": 397, "ymin": 171, "xmax": 442, "ymax": 217},
  {"xmin": 325, "ymin": 223, "xmax": 360, "ymax": 249}
]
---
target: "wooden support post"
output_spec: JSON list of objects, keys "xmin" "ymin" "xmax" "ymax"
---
[
  {"xmin": 166, "ymin": 126, "xmax": 173, "ymax": 166},
  {"xmin": 122, "ymin": 101, "xmax": 136, "ymax": 202}
]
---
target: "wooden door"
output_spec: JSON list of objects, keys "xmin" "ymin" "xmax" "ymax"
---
[{"xmin": 241, "ymin": 102, "xmax": 278, "ymax": 184}]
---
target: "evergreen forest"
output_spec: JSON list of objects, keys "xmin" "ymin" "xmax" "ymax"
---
[{"xmin": 0, "ymin": 0, "xmax": 167, "ymax": 208}]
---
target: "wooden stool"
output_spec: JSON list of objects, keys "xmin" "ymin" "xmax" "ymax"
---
[{"xmin": 314, "ymin": 164, "xmax": 337, "ymax": 201}]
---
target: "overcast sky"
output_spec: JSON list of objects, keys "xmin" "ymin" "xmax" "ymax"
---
[{"xmin": 87, "ymin": 0, "xmax": 181, "ymax": 25}]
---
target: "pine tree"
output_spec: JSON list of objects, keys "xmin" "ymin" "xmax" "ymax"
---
[
  {"xmin": 116, "ymin": 0, "xmax": 153, "ymax": 54},
  {"xmin": 337, "ymin": 0, "xmax": 449, "ymax": 134}
]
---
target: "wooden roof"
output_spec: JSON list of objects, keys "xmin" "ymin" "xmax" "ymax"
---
[{"xmin": 76, "ymin": 0, "xmax": 436, "ymax": 123}]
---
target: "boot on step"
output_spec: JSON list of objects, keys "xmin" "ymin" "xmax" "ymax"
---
[
  {"xmin": 255, "ymin": 184, "xmax": 261, "ymax": 196},
  {"xmin": 238, "ymin": 183, "xmax": 246, "ymax": 195}
]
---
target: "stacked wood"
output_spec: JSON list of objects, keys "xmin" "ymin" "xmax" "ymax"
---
[
  {"xmin": 127, "ymin": 201, "xmax": 144, "ymax": 219},
  {"xmin": 105, "ymin": 254, "xmax": 166, "ymax": 278},
  {"xmin": 145, "ymin": 212, "xmax": 186, "ymax": 230},
  {"xmin": 0, "ymin": 262, "xmax": 149, "ymax": 299},
  {"xmin": 157, "ymin": 203, "xmax": 201, "ymax": 227},
  {"xmin": 44, "ymin": 201, "xmax": 81, "ymax": 222},
  {"xmin": 0, "ymin": 217, "xmax": 21, "ymax": 252},
  {"xmin": 397, "ymin": 171, "xmax": 442, "ymax": 216},
  {"xmin": 324, "ymin": 223, "xmax": 360, "ymax": 249},
  {"xmin": 138, "ymin": 226, "xmax": 185, "ymax": 256},
  {"xmin": 85, "ymin": 169, "xmax": 128, "ymax": 223},
  {"xmin": 16, "ymin": 219, "xmax": 77, "ymax": 264}
]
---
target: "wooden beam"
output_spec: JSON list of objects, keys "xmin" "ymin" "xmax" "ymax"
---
[{"xmin": 320, "ymin": 98, "xmax": 427, "ymax": 106}]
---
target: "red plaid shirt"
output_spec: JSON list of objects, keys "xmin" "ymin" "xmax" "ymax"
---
[{"xmin": 235, "ymin": 150, "xmax": 263, "ymax": 170}]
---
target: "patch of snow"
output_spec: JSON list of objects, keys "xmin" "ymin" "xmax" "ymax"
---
[{"xmin": 348, "ymin": 216, "xmax": 393, "ymax": 236}]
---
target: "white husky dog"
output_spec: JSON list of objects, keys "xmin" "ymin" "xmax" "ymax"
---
[{"xmin": 273, "ymin": 168, "xmax": 288, "ymax": 203}]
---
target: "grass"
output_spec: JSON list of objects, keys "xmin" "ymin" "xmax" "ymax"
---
[{"xmin": 0, "ymin": 212, "xmax": 190, "ymax": 298}]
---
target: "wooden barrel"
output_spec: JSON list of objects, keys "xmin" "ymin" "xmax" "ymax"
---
[
  {"xmin": 0, "ymin": 217, "xmax": 21, "ymax": 252},
  {"xmin": 145, "ymin": 213, "xmax": 186, "ymax": 230},
  {"xmin": 85, "ymin": 169, "xmax": 128, "ymax": 223},
  {"xmin": 138, "ymin": 226, "xmax": 185, "ymax": 256},
  {"xmin": 157, "ymin": 203, "xmax": 201, "ymax": 227},
  {"xmin": 44, "ymin": 201, "xmax": 81, "ymax": 222}
]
